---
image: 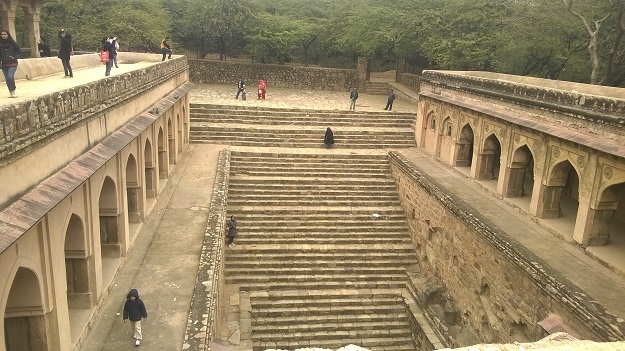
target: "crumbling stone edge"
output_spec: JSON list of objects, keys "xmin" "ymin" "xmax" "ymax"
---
[
  {"xmin": 388, "ymin": 151, "xmax": 625, "ymax": 342},
  {"xmin": 182, "ymin": 148, "xmax": 231, "ymax": 351}
]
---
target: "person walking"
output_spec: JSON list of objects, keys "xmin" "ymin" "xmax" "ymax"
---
[
  {"xmin": 0, "ymin": 30, "xmax": 21, "ymax": 98},
  {"xmin": 257, "ymin": 79, "xmax": 266, "ymax": 100},
  {"xmin": 235, "ymin": 77, "xmax": 245, "ymax": 99},
  {"xmin": 227, "ymin": 215, "xmax": 238, "ymax": 247},
  {"xmin": 161, "ymin": 36, "xmax": 172, "ymax": 61},
  {"xmin": 324, "ymin": 127, "xmax": 334, "ymax": 149},
  {"xmin": 349, "ymin": 88, "xmax": 358, "ymax": 111},
  {"xmin": 58, "ymin": 29, "xmax": 73, "ymax": 78},
  {"xmin": 112, "ymin": 36, "xmax": 119, "ymax": 68},
  {"xmin": 123, "ymin": 288, "xmax": 148, "ymax": 346},
  {"xmin": 101, "ymin": 36, "xmax": 115, "ymax": 76},
  {"xmin": 385, "ymin": 89, "xmax": 396, "ymax": 111}
]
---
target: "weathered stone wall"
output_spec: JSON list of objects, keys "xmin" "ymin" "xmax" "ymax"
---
[
  {"xmin": 420, "ymin": 71, "xmax": 625, "ymax": 141},
  {"xmin": 399, "ymin": 73, "xmax": 421, "ymax": 93},
  {"xmin": 388, "ymin": 151, "xmax": 625, "ymax": 344},
  {"xmin": 188, "ymin": 59, "xmax": 360, "ymax": 91}
]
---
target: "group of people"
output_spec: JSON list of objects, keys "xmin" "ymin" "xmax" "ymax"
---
[
  {"xmin": 348, "ymin": 87, "xmax": 396, "ymax": 111},
  {"xmin": 234, "ymin": 77, "xmax": 267, "ymax": 100}
]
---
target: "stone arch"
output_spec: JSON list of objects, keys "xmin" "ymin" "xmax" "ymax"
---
[
  {"xmin": 167, "ymin": 117, "xmax": 175, "ymax": 165},
  {"xmin": 442, "ymin": 117, "xmax": 453, "ymax": 137},
  {"xmin": 477, "ymin": 133, "xmax": 502, "ymax": 181},
  {"xmin": 144, "ymin": 138, "xmax": 156, "ymax": 198},
  {"xmin": 504, "ymin": 145, "xmax": 535, "ymax": 202},
  {"xmin": 583, "ymin": 182, "xmax": 625, "ymax": 246},
  {"xmin": 537, "ymin": 160, "xmax": 580, "ymax": 224},
  {"xmin": 421, "ymin": 110, "xmax": 438, "ymax": 153},
  {"xmin": 64, "ymin": 213, "xmax": 92, "ymax": 310},
  {"xmin": 455, "ymin": 123, "xmax": 474, "ymax": 167},
  {"xmin": 157, "ymin": 127, "xmax": 167, "ymax": 179},
  {"xmin": 3, "ymin": 267, "xmax": 48, "ymax": 351},
  {"xmin": 126, "ymin": 153, "xmax": 141, "ymax": 223},
  {"xmin": 438, "ymin": 116, "xmax": 453, "ymax": 159},
  {"xmin": 99, "ymin": 176, "xmax": 120, "ymax": 258}
]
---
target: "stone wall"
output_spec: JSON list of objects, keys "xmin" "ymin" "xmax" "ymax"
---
[
  {"xmin": 420, "ymin": 71, "xmax": 625, "ymax": 141},
  {"xmin": 399, "ymin": 73, "xmax": 421, "ymax": 93},
  {"xmin": 188, "ymin": 59, "xmax": 360, "ymax": 91},
  {"xmin": 388, "ymin": 151, "xmax": 625, "ymax": 344}
]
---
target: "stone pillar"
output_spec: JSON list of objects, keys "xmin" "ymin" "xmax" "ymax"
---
[
  {"xmin": 25, "ymin": 4, "xmax": 42, "ymax": 58},
  {"xmin": 357, "ymin": 56, "xmax": 369, "ymax": 89},
  {"xmin": 503, "ymin": 164, "xmax": 527, "ymax": 197},
  {"xmin": 477, "ymin": 151, "xmax": 496, "ymax": 180},
  {"xmin": 127, "ymin": 187, "xmax": 140, "ymax": 223},
  {"xmin": 0, "ymin": 1, "xmax": 17, "ymax": 39},
  {"xmin": 573, "ymin": 198, "xmax": 615, "ymax": 246},
  {"xmin": 396, "ymin": 58, "xmax": 406, "ymax": 83},
  {"xmin": 534, "ymin": 184, "xmax": 563, "ymax": 218}
]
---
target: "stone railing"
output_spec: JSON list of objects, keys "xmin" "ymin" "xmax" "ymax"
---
[
  {"xmin": 188, "ymin": 59, "xmax": 360, "ymax": 91},
  {"xmin": 399, "ymin": 73, "xmax": 421, "ymax": 93},
  {"xmin": 183, "ymin": 148, "xmax": 230, "ymax": 351},
  {"xmin": 420, "ymin": 70, "xmax": 625, "ymax": 127},
  {"xmin": 0, "ymin": 56, "xmax": 188, "ymax": 164}
]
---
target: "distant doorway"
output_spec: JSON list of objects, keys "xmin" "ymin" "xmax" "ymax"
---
[{"xmin": 477, "ymin": 134, "xmax": 501, "ymax": 181}]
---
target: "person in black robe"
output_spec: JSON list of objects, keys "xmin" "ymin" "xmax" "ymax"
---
[{"xmin": 324, "ymin": 127, "xmax": 334, "ymax": 149}]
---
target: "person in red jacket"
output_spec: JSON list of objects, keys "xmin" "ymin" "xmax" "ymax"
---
[{"xmin": 258, "ymin": 79, "xmax": 266, "ymax": 100}]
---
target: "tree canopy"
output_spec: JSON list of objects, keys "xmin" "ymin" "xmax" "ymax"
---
[{"xmin": 34, "ymin": 0, "xmax": 625, "ymax": 86}]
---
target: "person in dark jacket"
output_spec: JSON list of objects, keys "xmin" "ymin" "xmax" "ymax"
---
[
  {"xmin": 349, "ymin": 88, "xmax": 358, "ymax": 111},
  {"xmin": 0, "ymin": 30, "xmax": 21, "ymax": 98},
  {"xmin": 161, "ymin": 36, "xmax": 172, "ymax": 61},
  {"xmin": 235, "ymin": 77, "xmax": 245, "ymax": 99},
  {"xmin": 38, "ymin": 38, "xmax": 52, "ymax": 57},
  {"xmin": 102, "ymin": 36, "xmax": 115, "ymax": 76},
  {"xmin": 385, "ymin": 89, "xmax": 396, "ymax": 111},
  {"xmin": 227, "ymin": 215, "xmax": 238, "ymax": 247},
  {"xmin": 58, "ymin": 29, "xmax": 73, "ymax": 78},
  {"xmin": 123, "ymin": 288, "xmax": 148, "ymax": 346},
  {"xmin": 324, "ymin": 127, "xmax": 334, "ymax": 149}
]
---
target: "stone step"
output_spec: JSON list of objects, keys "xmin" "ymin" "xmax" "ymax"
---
[
  {"xmin": 228, "ymin": 193, "xmax": 399, "ymax": 201},
  {"xmin": 226, "ymin": 259, "xmax": 416, "ymax": 269},
  {"xmin": 230, "ymin": 151, "xmax": 389, "ymax": 160},
  {"xmin": 252, "ymin": 319, "xmax": 408, "ymax": 333},
  {"xmin": 251, "ymin": 304, "xmax": 407, "ymax": 319},
  {"xmin": 229, "ymin": 212, "xmax": 406, "ymax": 219},
  {"xmin": 190, "ymin": 118, "xmax": 413, "ymax": 128},
  {"xmin": 235, "ymin": 224, "xmax": 408, "ymax": 231},
  {"xmin": 225, "ymin": 206, "xmax": 405, "ymax": 214},
  {"xmin": 248, "ymin": 288, "xmax": 402, "ymax": 300},
  {"xmin": 253, "ymin": 338, "xmax": 415, "ymax": 351},
  {"xmin": 226, "ymin": 279, "xmax": 406, "ymax": 291},
  {"xmin": 227, "ymin": 268, "xmax": 409, "ymax": 281},
  {"xmin": 230, "ymin": 169, "xmax": 392, "ymax": 178},
  {"xmin": 232, "ymin": 238, "xmax": 410, "ymax": 246},
  {"xmin": 191, "ymin": 127, "xmax": 414, "ymax": 138},
  {"xmin": 225, "ymin": 247, "xmax": 415, "ymax": 257},
  {"xmin": 230, "ymin": 167, "xmax": 390, "ymax": 176},
  {"xmin": 228, "ymin": 177, "xmax": 395, "ymax": 185},
  {"xmin": 191, "ymin": 138, "xmax": 414, "ymax": 148},
  {"xmin": 227, "ymin": 200, "xmax": 402, "ymax": 207},
  {"xmin": 227, "ymin": 185, "xmax": 398, "ymax": 193},
  {"xmin": 252, "ymin": 294, "xmax": 404, "ymax": 310},
  {"xmin": 189, "ymin": 103, "xmax": 414, "ymax": 117}
]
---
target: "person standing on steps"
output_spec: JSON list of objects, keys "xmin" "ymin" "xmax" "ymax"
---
[
  {"xmin": 385, "ymin": 89, "xmax": 396, "ymax": 111},
  {"xmin": 349, "ymin": 87, "xmax": 358, "ymax": 111},
  {"xmin": 123, "ymin": 288, "xmax": 148, "ymax": 346},
  {"xmin": 324, "ymin": 127, "xmax": 334, "ymax": 149},
  {"xmin": 227, "ymin": 215, "xmax": 238, "ymax": 247},
  {"xmin": 58, "ymin": 28, "xmax": 73, "ymax": 78},
  {"xmin": 235, "ymin": 77, "xmax": 245, "ymax": 99},
  {"xmin": 0, "ymin": 30, "xmax": 21, "ymax": 98}
]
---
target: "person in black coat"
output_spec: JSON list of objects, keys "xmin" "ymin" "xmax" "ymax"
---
[
  {"xmin": 102, "ymin": 36, "xmax": 116, "ymax": 76},
  {"xmin": 38, "ymin": 38, "xmax": 52, "ymax": 57},
  {"xmin": 0, "ymin": 30, "xmax": 21, "ymax": 98},
  {"xmin": 58, "ymin": 29, "xmax": 73, "ymax": 78},
  {"xmin": 324, "ymin": 127, "xmax": 334, "ymax": 149},
  {"xmin": 123, "ymin": 288, "xmax": 148, "ymax": 346}
]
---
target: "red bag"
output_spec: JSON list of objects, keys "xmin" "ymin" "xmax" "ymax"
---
[{"xmin": 100, "ymin": 50, "xmax": 110, "ymax": 62}]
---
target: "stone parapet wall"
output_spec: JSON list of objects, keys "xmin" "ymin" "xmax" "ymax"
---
[
  {"xmin": 0, "ymin": 57, "xmax": 188, "ymax": 165},
  {"xmin": 388, "ymin": 151, "xmax": 625, "ymax": 343},
  {"xmin": 420, "ymin": 71, "xmax": 625, "ymax": 139},
  {"xmin": 399, "ymin": 73, "xmax": 421, "ymax": 93},
  {"xmin": 188, "ymin": 59, "xmax": 360, "ymax": 91},
  {"xmin": 183, "ymin": 148, "xmax": 230, "ymax": 351}
]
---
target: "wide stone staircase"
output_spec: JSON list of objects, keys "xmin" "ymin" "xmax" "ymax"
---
[
  {"xmin": 225, "ymin": 150, "xmax": 420, "ymax": 351},
  {"xmin": 189, "ymin": 104, "xmax": 415, "ymax": 148}
]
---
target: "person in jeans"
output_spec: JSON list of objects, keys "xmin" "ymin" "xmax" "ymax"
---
[
  {"xmin": 101, "ymin": 36, "xmax": 115, "ymax": 76},
  {"xmin": 58, "ymin": 29, "xmax": 73, "ymax": 78},
  {"xmin": 0, "ymin": 30, "xmax": 21, "ymax": 98},
  {"xmin": 161, "ymin": 36, "xmax": 172, "ymax": 61},
  {"xmin": 349, "ymin": 88, "xmax": 359, "ymax": 111},
  {"xmin": 385, "ymin": 89, "xmax": 396, "ymax": 111}
]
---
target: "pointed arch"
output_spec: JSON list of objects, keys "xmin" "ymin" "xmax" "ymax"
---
[
  {"xmin": 144, "ymin": 138, "xmax": 156, "ymax": 198},
  {"xmin": 4, "ymin": 267, "xmax": 47, "ymax": 350},
  {"xmin": 477, "ymin": 133, "xmax": 502, "ymax": 181},
  {"xmin": 456, "ymin": 123, "xmax": 474, "ymax": 167},
  {"xmin": 505, "ymin": 145, "xmax": 535, "ymax": 201}
]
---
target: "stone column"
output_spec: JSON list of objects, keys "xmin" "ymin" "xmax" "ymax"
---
[
  {"xmin": 396, "ymin": 58, "xmax": 406, "ymax": 83},
  {"xmin": 25, "ymin": 3, "xmax": 42, "ymax": 58},
  {"xmin": 0, "ymin": 1, "xmax": 17, "ymax": 39},
  {"xmin": 534, "ymin": 184, "xmax": 563, "ymax": 218},
  {"xmin": 357, "ymin": 56, "xmax": 369, "ymax": 89},
  {"xmin": 503, "ymin": 163, "xmax": 527, "ymax": 197},
  {"xmin": 476, "ymin": 151, "xmax": 496, "ymax": 180},
  {"xmin": 573, "ymin": 198, "xmax": 615, "ymax": 246}
]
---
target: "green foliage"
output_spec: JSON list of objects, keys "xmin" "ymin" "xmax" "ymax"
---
[{"xmin": 41, "ymin": 0, "xmax": 169, "ymax": 52}]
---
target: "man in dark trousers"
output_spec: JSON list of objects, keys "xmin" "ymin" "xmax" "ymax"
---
[
  {"xmin": 385, "ymin": 89, "xmax": 396, "ymax": 111},
  {"xmin": 235, "ymin": 77, "xmax": 245, "ymax": 99},
  {"xmin": 123, "ymin": 288, "xmax": 148, "ymax": 346},
  {"xmin": 227, "ymin": 215, "xmax": 238, "ymax": 247},
  {"xmin": 161, "ymin": 36, "xmax": 172, "ymax": 61},
  {"xmin": 58, "ymin": 29, "xmax": 73, "ymax": 78},
  {"xmin": 349, "ymin": 88, "xmax": 358, "ymax": 111}
]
